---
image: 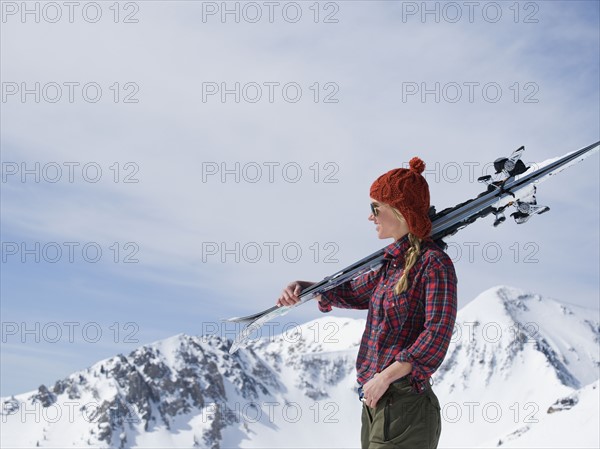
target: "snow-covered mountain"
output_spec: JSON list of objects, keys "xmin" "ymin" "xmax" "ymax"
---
[
  {"xmin": 1, "ymin": 286, "xmax": 598, "ymax": 448},
  {"xmin": 435, "ymin": 286, "xmax": 599, "ymax": 448}
]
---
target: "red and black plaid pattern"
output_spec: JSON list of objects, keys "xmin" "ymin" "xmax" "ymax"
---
[{"xmin": 319, "ymin": 235, "xmax": 458, "ymax": 392}]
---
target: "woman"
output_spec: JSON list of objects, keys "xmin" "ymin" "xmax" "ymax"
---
[{"xmin": 277, "ymin": 157, "xmax": 457, "ymax": 449}]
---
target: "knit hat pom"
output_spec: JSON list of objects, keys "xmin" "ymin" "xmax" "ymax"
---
[{"xmin": 409, "ymin": 157, "xmax": 425, "ymax": 174}]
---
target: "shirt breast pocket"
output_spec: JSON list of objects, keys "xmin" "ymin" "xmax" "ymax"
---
[{"xmin": 382, "ymin": 290, "xmax": 409, "ymax": 330}]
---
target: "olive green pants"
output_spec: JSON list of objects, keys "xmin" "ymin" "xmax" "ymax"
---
[{"xmin": 361, "ymin": 378, "xmax": 441, "ymax": 449}]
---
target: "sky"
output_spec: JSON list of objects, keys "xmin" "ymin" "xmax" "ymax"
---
[{"xmin": 1, "ymin": 0, "xmax": 599, "ymax": 396}]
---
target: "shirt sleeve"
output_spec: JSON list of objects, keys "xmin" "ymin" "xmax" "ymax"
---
[
  {"xmin": 396, "ymin": 258, "xmax": 458, "ymax": 381},
  {"xmin": 317, "ymin": 263, "xmax": 383, "ymax": 313}
]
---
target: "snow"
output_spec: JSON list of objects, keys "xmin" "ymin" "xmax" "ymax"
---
[
  {"xmin": 494, "ymin": 380, "xmax": 600, "ymax": 449},
  {"xmin": 1, "ymin": 286, "xmax": 598, "ymax": 448}
]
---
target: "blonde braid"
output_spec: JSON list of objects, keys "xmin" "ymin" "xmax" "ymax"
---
[{"xmin": 394, "ymin": 233, "xmax": 422, "ymax": 294}]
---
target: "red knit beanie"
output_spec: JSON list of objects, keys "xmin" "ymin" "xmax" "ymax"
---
[{"xmin": 369, "ymin": 157, "xmax": 431, "ymax": 239}]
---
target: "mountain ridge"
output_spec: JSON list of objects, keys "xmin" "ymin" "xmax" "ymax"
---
[{"xmin": 2, "ymin": 285, "xmax": 598, "ymax": 448}]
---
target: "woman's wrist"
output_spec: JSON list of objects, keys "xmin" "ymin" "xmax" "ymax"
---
[{"xmin": 380, "ymin": 361, "xmax": 412, "ymax": 384}]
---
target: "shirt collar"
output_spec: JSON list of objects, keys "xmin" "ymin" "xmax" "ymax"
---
[{"xmin": 383, "ymin": 234, "xmax": 412, "ymax": 262}]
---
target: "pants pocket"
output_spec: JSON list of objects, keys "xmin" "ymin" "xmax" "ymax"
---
[
  {"xmin": 425, "ymin": 390, "xmax": 442, "ymax": 448},
  {"xmin": 382, "ymin": 391, "xmax": 422, "ymax": 443},
  {"xmin": 373, "ymin": 387, "xmax": 443, "ymax": 448},
  {"xmin": 383, "ymin": 397, "xmax": 392, "ymax": 441},
  {"xmin": 361, "ymin": 403, "xmax": 373, "ymax": 449}
]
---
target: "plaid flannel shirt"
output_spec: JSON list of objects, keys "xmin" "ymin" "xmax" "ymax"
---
[{"xmin": 318, "ymin": 235, "xmax": 458, "ymax": 393}]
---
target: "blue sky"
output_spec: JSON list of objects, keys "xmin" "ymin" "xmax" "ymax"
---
[{"xmin": 1, "ymin": 1, "xmax": 599, "ymax": 395}]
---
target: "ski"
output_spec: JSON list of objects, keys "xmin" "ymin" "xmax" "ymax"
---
[{"xmin": 227, "ymin": 141, "xmax": 599, "ymax": 353}]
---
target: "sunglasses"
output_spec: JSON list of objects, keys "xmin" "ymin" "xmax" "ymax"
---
[{"xmin": 370, "ymin": 202, "xmax": 380, "ymax": 217}]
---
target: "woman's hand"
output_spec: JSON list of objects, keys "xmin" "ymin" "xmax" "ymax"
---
[
  {"xmin": 361, "ymin": 373, "xmax": 391, "ymax": 409},
  {"xmin": 362, "ymin": 362, "xmax": 412, "ymax": 408},
  {"xmin": 277, "ymin": 281, "xmax": 319, "ymax": 307}
]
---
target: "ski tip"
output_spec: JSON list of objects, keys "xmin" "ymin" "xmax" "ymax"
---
[{"xmin": 229, "ymin": 341, "xmax": 244, "ymax": 354}]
